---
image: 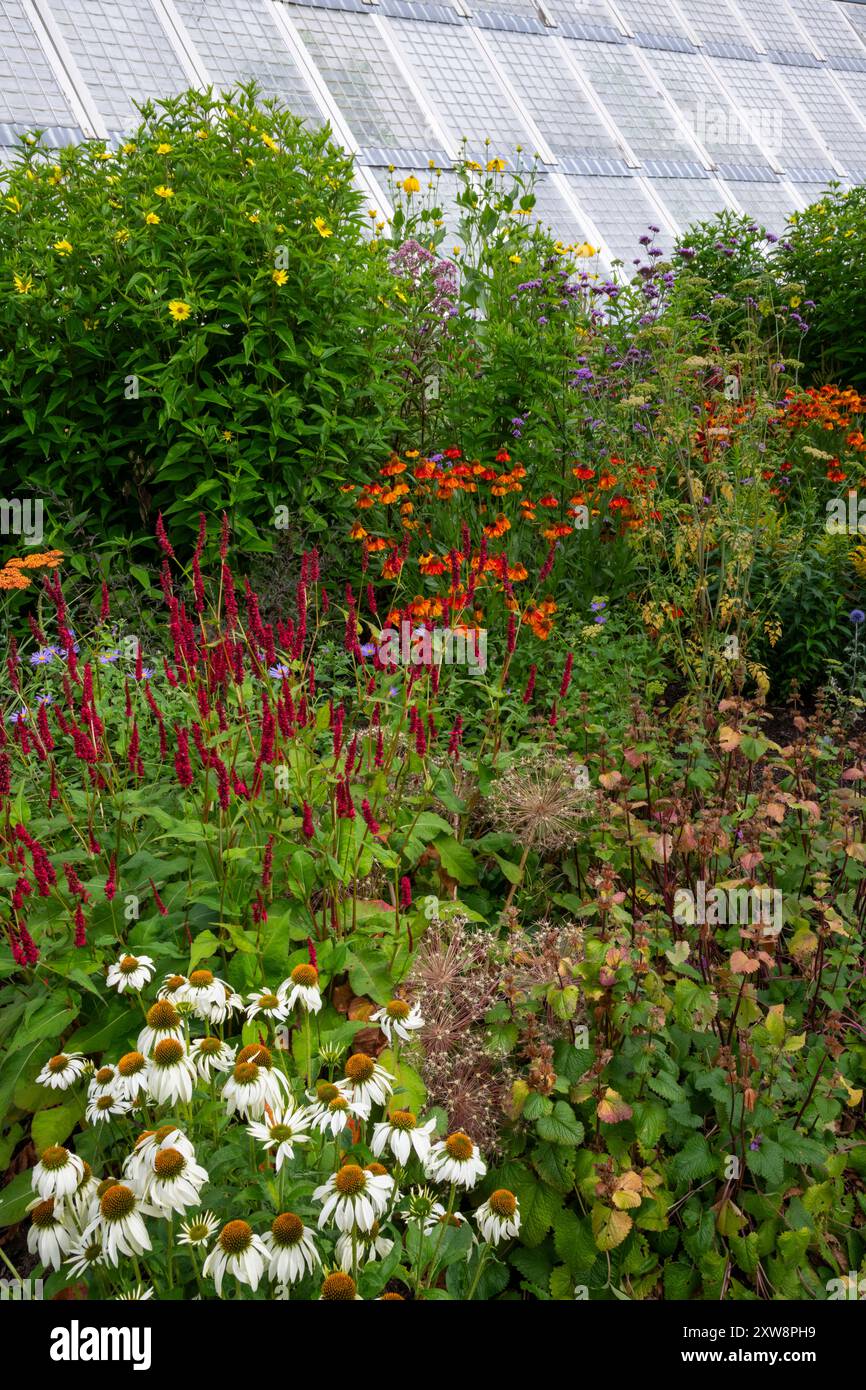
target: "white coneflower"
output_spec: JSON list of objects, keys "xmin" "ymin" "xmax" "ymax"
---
[
  {"xmin": 197, "ymin": 980, "xmax": 244, "ymax": 1026},
  {"xmin": 222, "ymin": 1058, "xmax": 273, "ymax": 1121},
  {"xmin": 183, "ymin": 968, "xmax": 228, "ymax": 1017},
  {"xmin": 306, "ymin": 1084, "xmax": 353, "ymax": 1136},
  {"xmin": 314, "ymin": 1164, "xmax": 392, "ymax": 1234},
  {"xmin": 335, "ymin": 1223, "xmax": 393, "ymax": 1272},
  {"xmin": 116, "ymin": 1050, "xmax": 149, "ymax": 1102},
  {"xmin": 26, "ymin": 1197, "xmax": 72, "ymax": 1270},
  {"xmin": 146, "ymin": 1038, "xmax": 197, "ymax": 1106},
  {"xmin": 178, "ymin": 1210, "xmax": 219, "ymax": 1248},
  {"xmin": 262, "ymin": 1211, "xmax": 320, "ymax": 1285},
  {"xmin": 370, "ymin": 998, "xmax": 424, "ymax": 1046},
  {"xmin": 157, "ymin": 972, "xmax": 189, "ymax": 1002},
  {"xmin": 88, "ymin": 1064, "xmax": 118, "ymax": 1096},
  {"xmin": 68, "ymin": 1161, "xmax": 99, "ymax": 1228},
  {"xmin": 405, "ymin": 1186, "xmax": 466, "ymax": 1236},
  {"xmin": 116, "ymin": 1284, "xmax": 154, "ymax": 1300},
  {"xmin": 32, "ymin": 1144, "xmax": 85, "ymax": 1200},
  {"xmin": 66, "ymin": 1226, "xmax": 106, "ymax": 1278},
  {"xmin": 371, "ymin": 1111, "xmax": 436, "ymax": 1167},
  {"xmin": 202, "ymin": 1219, "xmax": 267, "ymax": 1295},
  {"xmin": 190, "ymin": 1035, "xmax": 236, "ymax": 1081},
  {"xmin": 106, "ymin": 952, "xmax": 155, "ymax": 994},
  {"xmin": 86, "ymin": 1088, "xmax": 132, "ymax": 1125},
  {"xmin": 337, "ymin": 1052, "xmax": 394, "ymax": 1118},
  {"xmin": 245, "ymin": 984, "xmax": 290, "ymax": 1025},
  {"xmin": 147, "ymin": 1146, "xmax": 209, "ymax": 1215},
  {"xmin": 36, "ymin": 1052, "xmax": 88, "ymax": 1091},
  {"xmin": 124, "ymin": 1125, "xmax": 195, "ymax": 1192},
  {"xmin": 425, "ymin": 1132, "xmax": 486, "ymax": 1190},
  {"xmin": 319, "ymin": 1271, "xmax": 362, "ymax": 1300},
  {"xmin": 137, "ymin": 999, "xmax": 184, "ymax": 1056},
  {"xmin": 282, "ymin": 962, "xmax": 322, "ymax": 1014},
  {"xmin": 475, "ymin": 1188, "xmax": 520, "ymax": 1244},
  {"xmin": 246, "ymin": 1102, "xmax": 311, "ymax": 1170},
  {"xmin": 93, "ymin": 1183, "xmax": 152, "ymax": 1265},
  {"xmin": 229, "ymin": 1044, "xmax": 291, "ymax": 1115}
]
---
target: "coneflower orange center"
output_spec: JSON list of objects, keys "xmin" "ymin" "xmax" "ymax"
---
[
  {"xmin": 489, "ymin": 1188, "xmax": 517, "ymax": 1218},
  {"xmin": 153, "ymin": 1148, "xmax": 185, "ymax": 1178},
  {"xmin": 316, "ymin": 1082, "xmax": 338, "ymax": 1103},
  {"xmin": 118, "ymin": 1051, "xmax": 145, "ymax": 1075},
  {"xmin": 147, "ymin": 1000, "xmax": 179, "ymax": 1029},
  {"xmin": 219, "ymin": 1219, "xmax": 252, "ymax": 1254},
  {"xmin": 389, "ymin": 1109, "xmax": 416, "ymax": 1130},
  {"xmin": 257, "ymin": 993, "xmax": 280, "ymax": 1010},
  {"xmin": 199, "ymin": 1037, "xmax": 223, "ymax": 1055},
  {"xmin": 153, "ymin": 1038, "xmax": 184, "ymax": 1066},
  {"xmin": 386, "ymin": 999, "xmax": 410, "ymax": 1020},
  {"xmin": 100, "ymin": 1184, "xmax": 136, "ymax": 1220},
  {"xmin": 189, "ymin": 969, "xmax": 214, "ymax": 988},
  {"xmin": 47, "ymin": 1054, "xmax": 69, "ymax": 1073},
  {"xmin": 31, "ymin": 1198, "xmax": 56, "ymax": 1227},
  {"xmin": 237, "ymin": 1043, "xmax": 272, "ymax": 1068},
  {"xmin": 444, "ymin": 1132, "xmax": 473, "ymax": 1161},
  {"xmin": 334, "ymin": 1164, "xmax": 366, "ymax": 1196},
  {"xmin": 39, "ymin": 1145, "xmax": 69, "ymax": 1170},
  {"xmin": 272, "ymin": 1212, "xmax": 303, "ymax": 1245},
  {"xmin": 321, "ymin": 1272, "xmax": 356, "ymax": 1300},
  {"xmin": 119, "ymin": 955, "xmax": 140, "ymax": 974},
  {"xmin": 95, "ymin": 1067, "xmax": 114, "ymax": 1084},
  {"xmin": 291, "ymin": 963, "xmax": 317, "ymax": 987},
  {"xmin": 345, "ymin": 1053, "xmax": 374, "ymax": 1083},
  {"xmin": 234, "ymin": 1061, "xmax": 259, "ymax": 1085}
]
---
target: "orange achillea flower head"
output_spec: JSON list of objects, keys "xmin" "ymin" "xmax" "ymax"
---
[
  {"xmin": 0, "ymin": 567, "xmax": 31, "ymax": 589},
  {"xmin": 6, "ymin": 550, "xmax": 64, "ymax": 569}
]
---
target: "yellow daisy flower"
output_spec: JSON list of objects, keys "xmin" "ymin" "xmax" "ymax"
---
[
  {"xmin": 401, "ymin": 176, "xmax": 420, "ymax": 194},
  {"xmin": 156, "ymin": 143, "xmax": 173, "ymax": 155},
  {"xmin": 154, "ymin": 185, "xmax": 174, "ymax": 199},
  {"xmin": 261, "ymin": 134, "xmax": 279, "ymax": 152},
  {"xmin": 13, "ymin": 273, "xmax": 32, "ymax": 294},
  {"xmin": 145, "ymin": 212, "xmax": 160, "ymax": 225},
  {"xmin": 53, "ymin": 240, "xmax": 72, "ymax": 256},
  {"xmin": 313, "ymin": 217, "xmax": 333, "ymax": 238},
  {"xmin": 272, "ymin": 269, "xmax": 288, "ymax": 286},
  {"xmin": 168, "ymin": 300, "xmax": 191, "ymax": 322}
]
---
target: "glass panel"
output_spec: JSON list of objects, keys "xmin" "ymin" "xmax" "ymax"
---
[
  {"xmin": 290, "ymin": 7, "xmax": 439, "ymax": 148},
  {"xmin": 772, "ymin": 63, "xmax": 866, "ymax": 164},
  {"xmin": 389, "ymin": 18, "xmax": 533, "ymax": 149},
  {"xmin": 647, "ymin": 46, "xmax": 772, "ymax": 166},
  {"xmin": 710, "ymin": 55, "xmax": 826, "ymax": 164},
  {"xmin": 174, "ymin": 0, "xmax": 323, "ymax": 124},
  {"xmin": 530, "ymin": 173, "xmax": 589, "ymax": 241},
  {"xmin": 840, "ymin": 2, "xmax": 866, "ymax": 47},
  {"xmin": 486, "ymin": 30, "xmax": 622, "ymax": 156},
  {"xmin": 472, "ymin": 0, "xmax": 544, "ymax": 14},
  {"xmin": 678, "ymin": 0, "xmax": 755, "ymax": 45},
  {"xmin": 827, "ymin": 67, "xmax": 866, "ymax": 156},
  {"xmin": 730, "ymin": 179, "xmax": 798, "ymax": 235},
  {"xmin": 614, "ymin": 0, "xmax": 691, "ymax": 40},
  {"xmin": 563, "ymin": 37, "xmax": 696, "ymax": 161},
  {"xmin": 644, "ymin": 175, "xmax": 736, "ymax": 230},
  {"xmin": 565, "ymin": 172, "xmax": 669, "ymax": 261},
  {"xmin": 731, "ymin": 0, "xmax": 806, "ymax": 49},
  {"xmin": 46, "ymin": 0, "xmax": 189, "ymax": 130},
  {"xmin": 0, "ymin": 0, "xmax": 77, "ymax": 128},
  {"xmin": 790, "ymin": 0, "xmax": 866, "ymax": 56},
  {"xmin": 541, "ymin": 0, "xmax": 622, "ymax": 26}
]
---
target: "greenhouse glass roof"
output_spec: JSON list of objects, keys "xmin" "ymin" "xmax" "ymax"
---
[{"xmin": 3, "ymin": 0, "xmax": 866, "ymax": 266}]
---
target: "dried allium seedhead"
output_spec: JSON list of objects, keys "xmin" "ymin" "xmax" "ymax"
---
[{"xmin": 488, "ymin": 750, "xmax": 593, "ymax": 853}]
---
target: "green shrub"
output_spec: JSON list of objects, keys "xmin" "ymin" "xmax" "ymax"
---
[{"xmin": 0, "ymin": 85, "xmax": 399, "ymax": 555}]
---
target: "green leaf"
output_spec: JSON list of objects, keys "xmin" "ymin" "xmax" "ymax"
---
[
  {"xmin": 536, "ymin": 1102, "xmax": 584, "ymax": 1148},
  {"xmin": 0, "ymin": 1170, "xmax": 33, "ymax": 1229},
  {"xmin": 433, "ymin": 835, "xmax": 478, "ymax": 885},
  {"xmin": 31, "ymin": 1094, "xmax": 86, "ymax": 1153}
]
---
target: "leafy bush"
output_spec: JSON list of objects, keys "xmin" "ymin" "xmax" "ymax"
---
[{"xmin": 0, "ymin": 85, "xmax": 398, "ymax": 555}]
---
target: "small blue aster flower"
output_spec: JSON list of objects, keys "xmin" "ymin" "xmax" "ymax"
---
[
  {"xmin": 98, "ymin": 650, "xmax": 121, "ymax": 665},
  {"xmin": 30, "ymin": 647, "xmax": 58, "ymax": 666},
  {"xmin": 268, "ymin": 663, "xmax": 292, "ymax": 679}
]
